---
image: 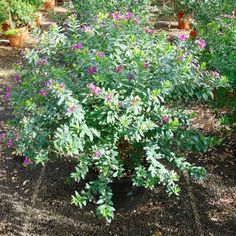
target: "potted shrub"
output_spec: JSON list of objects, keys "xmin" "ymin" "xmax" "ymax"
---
[
  {"xmin": 6, "ymin": 8, "xmax": 217, "ymax": 222},
  {"xmin": 1, "ymin": 0, "xmax": 36, "ymax": 47}
]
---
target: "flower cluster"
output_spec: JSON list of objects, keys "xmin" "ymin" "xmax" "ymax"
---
[
  {"xmin": 86, "ymin": 66, "xmax": 97, "ymax": 75},
  {"xmin": 197, "ymin": 39, "xmax": 206, "ymax": 49},
  {"xmin": 36, "ymin": 58, "xmax": 48, "ymax": 66},
  {"xmin": 87, "ymin": 83, "xmax": 102, "ymax": 96},
  {"xmin": 71, "ymin": 43, "xmax": 83, "ymax": 50},
  {"xmin": 5, "ymin": 86, "xmax": 11, "ymax": 99},
  {"xmin": 109, "ymin": 11, "xmax": 136, "ymax": 22}
]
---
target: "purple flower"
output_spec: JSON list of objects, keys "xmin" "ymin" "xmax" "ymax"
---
[
  {"xmin": 87, "ymin": 66, "xmax": 97, "ymax": 75},
  {"xmin": 197, "ymin": 39, "xmax": 206, "ymax": 49},
  {"xmin": 128, "ymin": 73, "xmax": 134, "ymax": 81},
  {"xmin": 95, "ymin": 150, "xmax": 101, "ymax": 158},
  {"xmin": 144, "ymin": 62, "xmax": 150, "ymax": 69},
  {"xmin": 145, "ymin": 28, "xmax": 154, "ymax": 34},
  {"xmin": 178, "ymin": 34, "xmax": 188, "ymax": 41},
  {"xmin": 15, "ymin": 74, "xmax": 21, "ymax": 83},
  {"xmin": 163, "ymin": 115, "xmax": 169, "ymax": 124},
  {"xmin": 71, "ymin": 43, "xmax": 83, "ymax": 50},
  {"xmin": 36, "ymin": 58, "xmax": 48, "ymax": 65},
  {"xmin": 190, "ymin": 61, "xmax": 199, "ymax": 70},
  {"xmin": 67, "ymin": 105, "xmax": 77, "ymax": 113},
  {"xmin": 5, "ymin": 92, "xmax": 11, "ymax": 98},
  {"xmin": 133, "ymin": 17, "xmax": 140, "ymax": 24},
  {"xmin": 87, "ymin": 83, "xmax": 102, "ymax": 96},
  {"xmin": 0, "ymin": 133, "xmax": 7, "ymax": 140},
  {"xmin": 45, "ymin": 81, "xmax": 50, "ymax": 87},
  {"xmin": 113, "ymin": 12, "xmax": 123, "ymax": 21},
  {"xmin": 96, "ymin": 51, "xmax": 105, "ymax": 58},
  {"xmin": 125, "ymin": 12, "xmax": 133, "ymax": 20},
  {"xmin": 104, "ymin": 93, "xmax": 113, "ymax": 102},
  {"xmin": 23, "ymin": 157, "xmax": 31, "ymax": 166},
  {"xmin": 7, "ymin": 139, "xmax": 13, "ymax": 148},
  {"xmin": 82, "ymin": 25, "xmax": 94, "ymax": 36},
  {"xmin": 6, "ymin": 86, "xmax": 10, "ymax": 91},
  {"xmin": 82, "ymin": 25, "xmax": 92, "ymax": 32},
  {"xmin": 19, "ymin": 49, "xmax": 25, "ymax": 56},
  {"xmin": 179, "ymin": 55, "xmax": 186, "ymax": 62},
  {"xmin": 39, "ymin": 89, "xmax": 48, "ymax": 97},
  {"xmin": 59, "ymin": 83, "xmax": 65, "ymax": 90},
  {"xmin": 39, "ymin": 89, "xmax": 45, "ymax": 96},
  {"xmin": 212, "ymin": 71, "xmax": 220, "ymax": 78},
  {"xmin": 225, "ymin": 15, "xmax": 234, "ymax": 19},
  {"xmin": 115, "ymin": 65, "xmax": 123, "ymax": 73}
]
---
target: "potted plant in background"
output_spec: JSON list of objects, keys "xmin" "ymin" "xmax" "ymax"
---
[
  {"xmin": 0, "ymin": 0, "xmax": 36, "ymax": 47},
  {"xmin": 44, "ymin": 0, "xmax": 55, "ymax": 10},
  {"xmin": 26, "ymin": 0, "xmax": 44, "ymax": 26},
  {"xmin": 174, "ymin": 0, "xmax": 196, "ymax": 30}
]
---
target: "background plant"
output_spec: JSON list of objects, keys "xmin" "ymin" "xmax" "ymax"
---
[
  {"xmin": 192, "ymin": 0, "xmax": 236, "ymax": 29},
  {"xmin": 0, "ymin": 0, "xmax": 8, "ymax": 25},
  {"xmin": 181, "ymin": 0, "xmax": 236, "ymax": 130},
  {"xmin": 70, "ymin": 0, "xmax": 152, "ymax": 24},
  {"xmin": 0, "ymin": 0, "xmax": 43, "ymax": 31}
]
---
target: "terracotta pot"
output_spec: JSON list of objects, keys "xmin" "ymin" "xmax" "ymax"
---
[
  {"xmin": 177, "ymin": 11, "xmax": 184, "ymax": 19},
  {"xmin": 189, "ymin": 30, "xmax": 198, "ymax": 39},
  {"xmin": 44, "ymin": 0, "xmax": 55, "ymax": 10},
  {"xmin": 177, "ymin": 11, "xmax": 191, "ymax": 30},
  {"xmin": 7, "ymin": 27, "xmax": 29, "ymax": 47},
  {"xmin": 1, "ymin": 23, "xmax": 10, "ymax": 32}
]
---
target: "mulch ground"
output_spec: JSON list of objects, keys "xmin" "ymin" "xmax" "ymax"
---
[{"xmin": 0, "ymin": 6, "xmax": 236, "ymax": 236}]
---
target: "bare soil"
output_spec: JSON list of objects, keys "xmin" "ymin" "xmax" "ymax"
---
[{"xmin": 0, "ymin": 6, "xmax": 236, "ymax": 236}]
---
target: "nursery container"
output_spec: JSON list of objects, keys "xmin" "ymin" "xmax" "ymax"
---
[
  {"xmin": 177, "ymin": 11, "xmax": 191, "ymax": 30},
  {"xmin": 189, "ymin": 30, "xmax": 198, "ymax": 39},
  {"xmin": 7, "ymin": 27, "xmax": 29, "ymax": 47},
  {"xmin": 44, "ymin": 0, "xmax": 55, "ymax": 10},
  {"xmin": 1, "ymin": 23, "xmax": 10, "ymax": 32}
]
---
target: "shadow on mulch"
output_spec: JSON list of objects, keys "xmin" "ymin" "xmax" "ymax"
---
[
  {"xmin": 187, "ymin": 135, "xmax": 236, "ymax": 236},
  {"xmin": 17, "ymin": 159, "xmax": 201, "ymax": 236}
]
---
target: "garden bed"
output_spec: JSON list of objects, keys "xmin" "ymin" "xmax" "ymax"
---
[{"xmin": 1, "ymin": 4, "xmax": 236, "ymax": 236}]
